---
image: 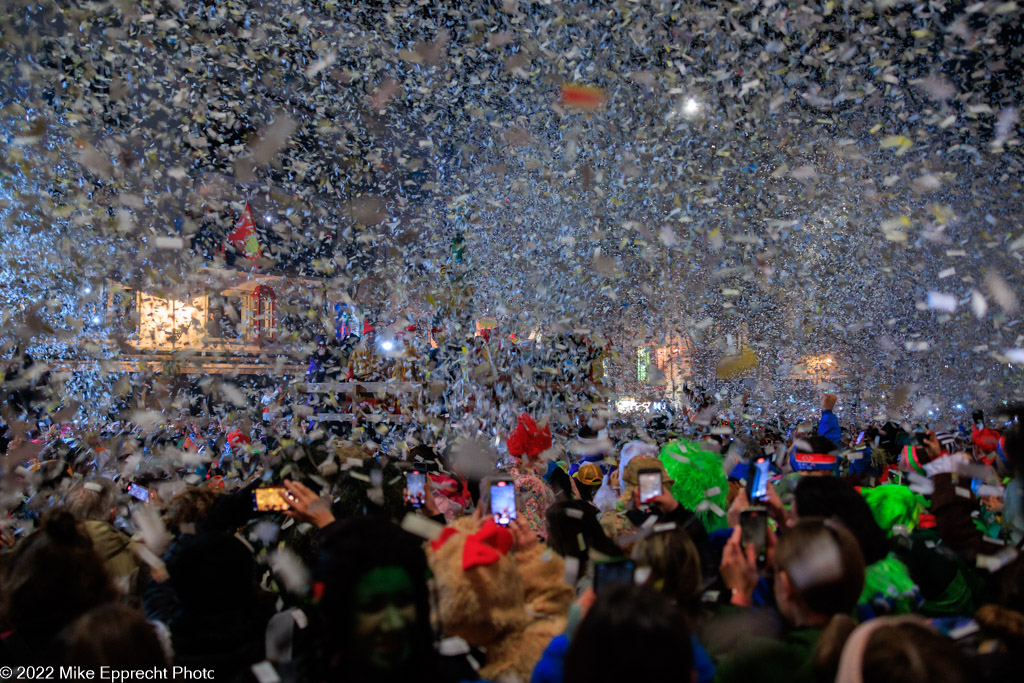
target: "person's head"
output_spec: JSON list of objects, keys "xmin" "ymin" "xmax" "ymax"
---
[
  {"xmin": 64, "ymin": 478, "xmax": 118, "ymax": 523},
  {"xmin": 789, "ymin": 435, "xmax": 840, "ymax": 476},
  {"xmin": 1, "ymin": 510, "xmax": 117, "ymax": 646},
  {"xmin": 317, "ymin": 517, "xmax": 434, "ymax": 680},
  {"xmin": 622, "ymin": 455, "xmax": 672, "ymax": 507},
  {"xmin": 793, "ymin": 477, "xmax": 889, "ymax": 565},
  {"xmin": 819, "ymin": 616, "xmax": 970, "ymax": 683},
  {"xmin": 564, "ymin": 584, "xmax": 693, "ymax": 683},
  {"xmin": 631, "ymin": 525, "xmax": 702, "ymax": 613},
  {"xmin": 545, "ymin": 500, "xmax": 622, "ymax": 567},
  {"xmin": 60, "ymin": 604, "xmax": 168, "ymax": 669},
  {"xmin": 162, "ymin": 486, "xmax": 221, "ymax": 536},
  {"xmin": 997, "ymin": 418, "xmax": 1023, "ymax": 476},
  {"xmin": 774, "ymin": 518, "xmax": 865, "ymax": 627},
  {"xmin": 572, "ymin": 462, "xmax": 603, "ymax": 502}
]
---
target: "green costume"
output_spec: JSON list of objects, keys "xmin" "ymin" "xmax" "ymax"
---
[{"xmin": 659, "ymin": 440, "xmax": 729, "ymax": 533}]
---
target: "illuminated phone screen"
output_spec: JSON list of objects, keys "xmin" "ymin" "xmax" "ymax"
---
[
  {"xmin": 253, "ymin": 487, "xmax": 290, "ymax": 511},
  {"xmin": 490, "ymin": 481, "xmax": 516, "ymax": 525}
]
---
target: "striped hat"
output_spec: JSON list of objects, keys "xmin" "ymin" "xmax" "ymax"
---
[{"xmin": 933, "ymin": 430, "xmax": 957, "ymax": 454}]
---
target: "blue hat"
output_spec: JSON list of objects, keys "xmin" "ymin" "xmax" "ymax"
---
[
  {"xmin": 789, "ymin": 436, "xmax": 839, "ymax": 473},
  {"xmin": 728, "ymin": 462, "xmax": 749, "ymax": 482}
]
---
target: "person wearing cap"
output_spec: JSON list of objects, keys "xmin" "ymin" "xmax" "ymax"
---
[
  {"xmin": 598, "ymin": 456, "xmax": 712, "ymax": 563},
  {"xmin": 571, "ymin": 462, "xmax": 603, "ymax": 503},
  {"xmin": 818, "ymin": 394, "xmax": 841, "ymax": 448}
]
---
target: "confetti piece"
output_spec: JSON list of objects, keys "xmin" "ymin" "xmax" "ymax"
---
[{"xmin": 560, "ymin": 84, "xmax": 605, "ymax": 110}]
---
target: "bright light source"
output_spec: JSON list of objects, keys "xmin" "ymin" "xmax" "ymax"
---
[
  {"xmin": 683, "ymin": 97, "xmax": 701, "ymax": 116},
  {"xmin": 380, "ymin": 340, "xmax": 395, "ymax": 351},
  {"xmin": 83, "ymin": 286, "xmax": 92, "ymax": 294},
  {"xmin": 265, "ymin": 215, "xmax": 273, "ymax": 224},
  {"xmin": 91, "ymin": 316, "xmax": 100, "ymax": 324}
]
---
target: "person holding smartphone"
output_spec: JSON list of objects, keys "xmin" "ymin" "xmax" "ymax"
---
[
  {"xmin": 716, "ymin": 519, "xmax": 866, "ymax": 683},
  {"xmin": 599, "ymin": 456, "xmax": 715, "ymax": 572}
]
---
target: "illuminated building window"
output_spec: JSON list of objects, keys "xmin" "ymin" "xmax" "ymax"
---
[{"xmin": 637, "ymin": 347, "xmax": 650, "ymax": 382}]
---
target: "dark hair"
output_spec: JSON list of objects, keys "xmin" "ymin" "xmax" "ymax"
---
[
  {"xmin": 60, "ymin": 605, "xmax": 167, "ymax": 669},
  {"xmin": 162, "ymin": 487, "xmax": 221, "ymax": 536},
  {"xmin": 795, "ymin": 477, "xmax": 889, "ymax": 564},
  {"xmin": 1002, "ymin": 418, "xmax": 1023, "ymax": 470},
  {"xmin": 1, "ymin": 510, "xmax": 117, "ymax": 646},
  {"xmin": 564, "ymin": 584, "xmax": 693, "ymax": 683},
  {"xmin": 546, "ymin": 500, "xmax": 622, "ymax": 565},
  {"xmin": 816, "ymin": 619, "xmax": 970, "ymax": 683},
  {"xmin": 776, "ymin": 518, "xmax": 865, "ymax": 617},
  {"xmin": 334, "ymin": 459, "xmax": 407, "ymax": 521},
  {"xmin": 169, "ymin": 533, "xmax": 260, "ymax": 614},
  {"xmin": 316, "ymin": 517, "xmax": 435, "ymax": 680}
]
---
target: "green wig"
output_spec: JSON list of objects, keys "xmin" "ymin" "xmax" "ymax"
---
[
  {"xmin": 860, "ymin": 484, "xmax": 928, "ymax": 537},
  {"xmin": 659, "ymin": 440, "xmax": 729, "ymax": 533}
]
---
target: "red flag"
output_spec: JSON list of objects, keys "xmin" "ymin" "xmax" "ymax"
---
[{"xmin": 227, "ymin": 203, "xmax": 261, "ymax": 259}]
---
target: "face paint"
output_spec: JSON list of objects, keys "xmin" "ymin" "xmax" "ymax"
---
[{"xmin": 351, "ymin": 565, "xmax": 418, "ymax": 671}]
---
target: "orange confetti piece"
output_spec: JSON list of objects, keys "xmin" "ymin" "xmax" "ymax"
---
[{"xmin": 560, "ymin": 84, "xmax": 605, "ymax": 110}]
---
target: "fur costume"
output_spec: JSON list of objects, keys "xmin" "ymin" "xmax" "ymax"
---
[{"xmin": 427, "ymin": 518, "xmax": 573, "ymax": 682}]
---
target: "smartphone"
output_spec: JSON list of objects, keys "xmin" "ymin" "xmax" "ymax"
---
[
  {"xmin": 128, "ymin": 483, "xmax": 150, "ymax": 503},
  {"xmin": 489, "ymin": 478, "xmax": 517, "ymax": 525},
  {"xmin": 253, "ymin": 486, "xmax": 291, "ymax": 512},
  {"xmin": 856, "ymin": 431, "xmax": 865, "ymax": 445},
  {"xmin": 890, "ymin": 470, "xmax": 904, "ymax": 486},
  {"xmin": 638, "ymin": 469, "xmax": 663, "ymax": 504},
  {"xmin": 740, "ymin": 507, "xmax": 768, "ymax": 564},
  {"xmin": 746, "ymin": 456, "xmax": 770, "ymax": 503},
  {"xmin": 593, "ymin": 559, "xmax": 636, "ymax": 593},
  {"xmin": 406, "ymin": 470, "xmax": 427, "ymax": 508}
]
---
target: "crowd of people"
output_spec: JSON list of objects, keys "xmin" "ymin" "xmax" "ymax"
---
[{"xmin": 1, "ymin": 390, "xmax": 1023, "ymax": 683}]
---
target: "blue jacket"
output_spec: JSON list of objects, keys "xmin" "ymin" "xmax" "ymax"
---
[
  {"xmin": 531, "ymin": 633, "xmax": 715, "ymax": 683},
  {"xmin": 818, "ymin": 409, "xmax": 841, "ymax": 448}
]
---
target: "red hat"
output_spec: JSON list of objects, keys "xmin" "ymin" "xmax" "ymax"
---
[
  {"xmin": 362, "ymin": 321, "xmax": 375, "ymax": 334},
  {"xmin": 973, "ymin": 426, "xmax": 1001, "ymax": 453},
  {"xmin": 506, "ymin": 414, "xmax": 552, "ymax": 460}
]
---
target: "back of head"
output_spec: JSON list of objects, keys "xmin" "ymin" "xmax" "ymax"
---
[
  {"xmin": 318, "ymin": 516, "xmax": 433, "ymax": 666},
  {"xmin": 564, "ymin": 584, "xmax": 692, "ymax": 683},
  {"xmin": 169, "ymin": 533, "xmax": 257, "ymax": 613},
  {"xmin": 64, "ymin": 478, "xmax": 117, "ymax": 522},
  {"xmin": 163, "ymin": 487, "xmax": 221, "ymax": 536},
  {"xmin": 545, "ymin": 500, "xmax": 622, "ymax": 563},
  {"xmin": 1, "ymin": 510, "xmax": 117, "ymax": 645},
  {"xmin": 829, "ymin": 618, "xmax": 970, "ymax": 683},
  {"xmin": 789, "ymin": 435, "xmax": 840, "ymax": 473},
  {"xmin": 631, "ymin": 526, "xmax": 702, "ymax": 611},
  {"xmin": 775, "ymin": 518, "xmax": 865, "ymax": 617},
  {"xmin": 795, "ymin": 477, "xmax": 889, "ymax": 565},
  {"xmin": 61, "ymin": 605, "xmax": 168, "ymax": 669}
]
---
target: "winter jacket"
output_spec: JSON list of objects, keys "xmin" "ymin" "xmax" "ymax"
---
[
  {"xmin": 82, "ymin": 520, "xmax": 142, "ymax": 596},
  {"xmin": 714, "ymin": 626, "xmax": 821, "ymax": 683},
  {"xmin": 817, "ymin": 409, "xmax": 841, "ymax": 448}
]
